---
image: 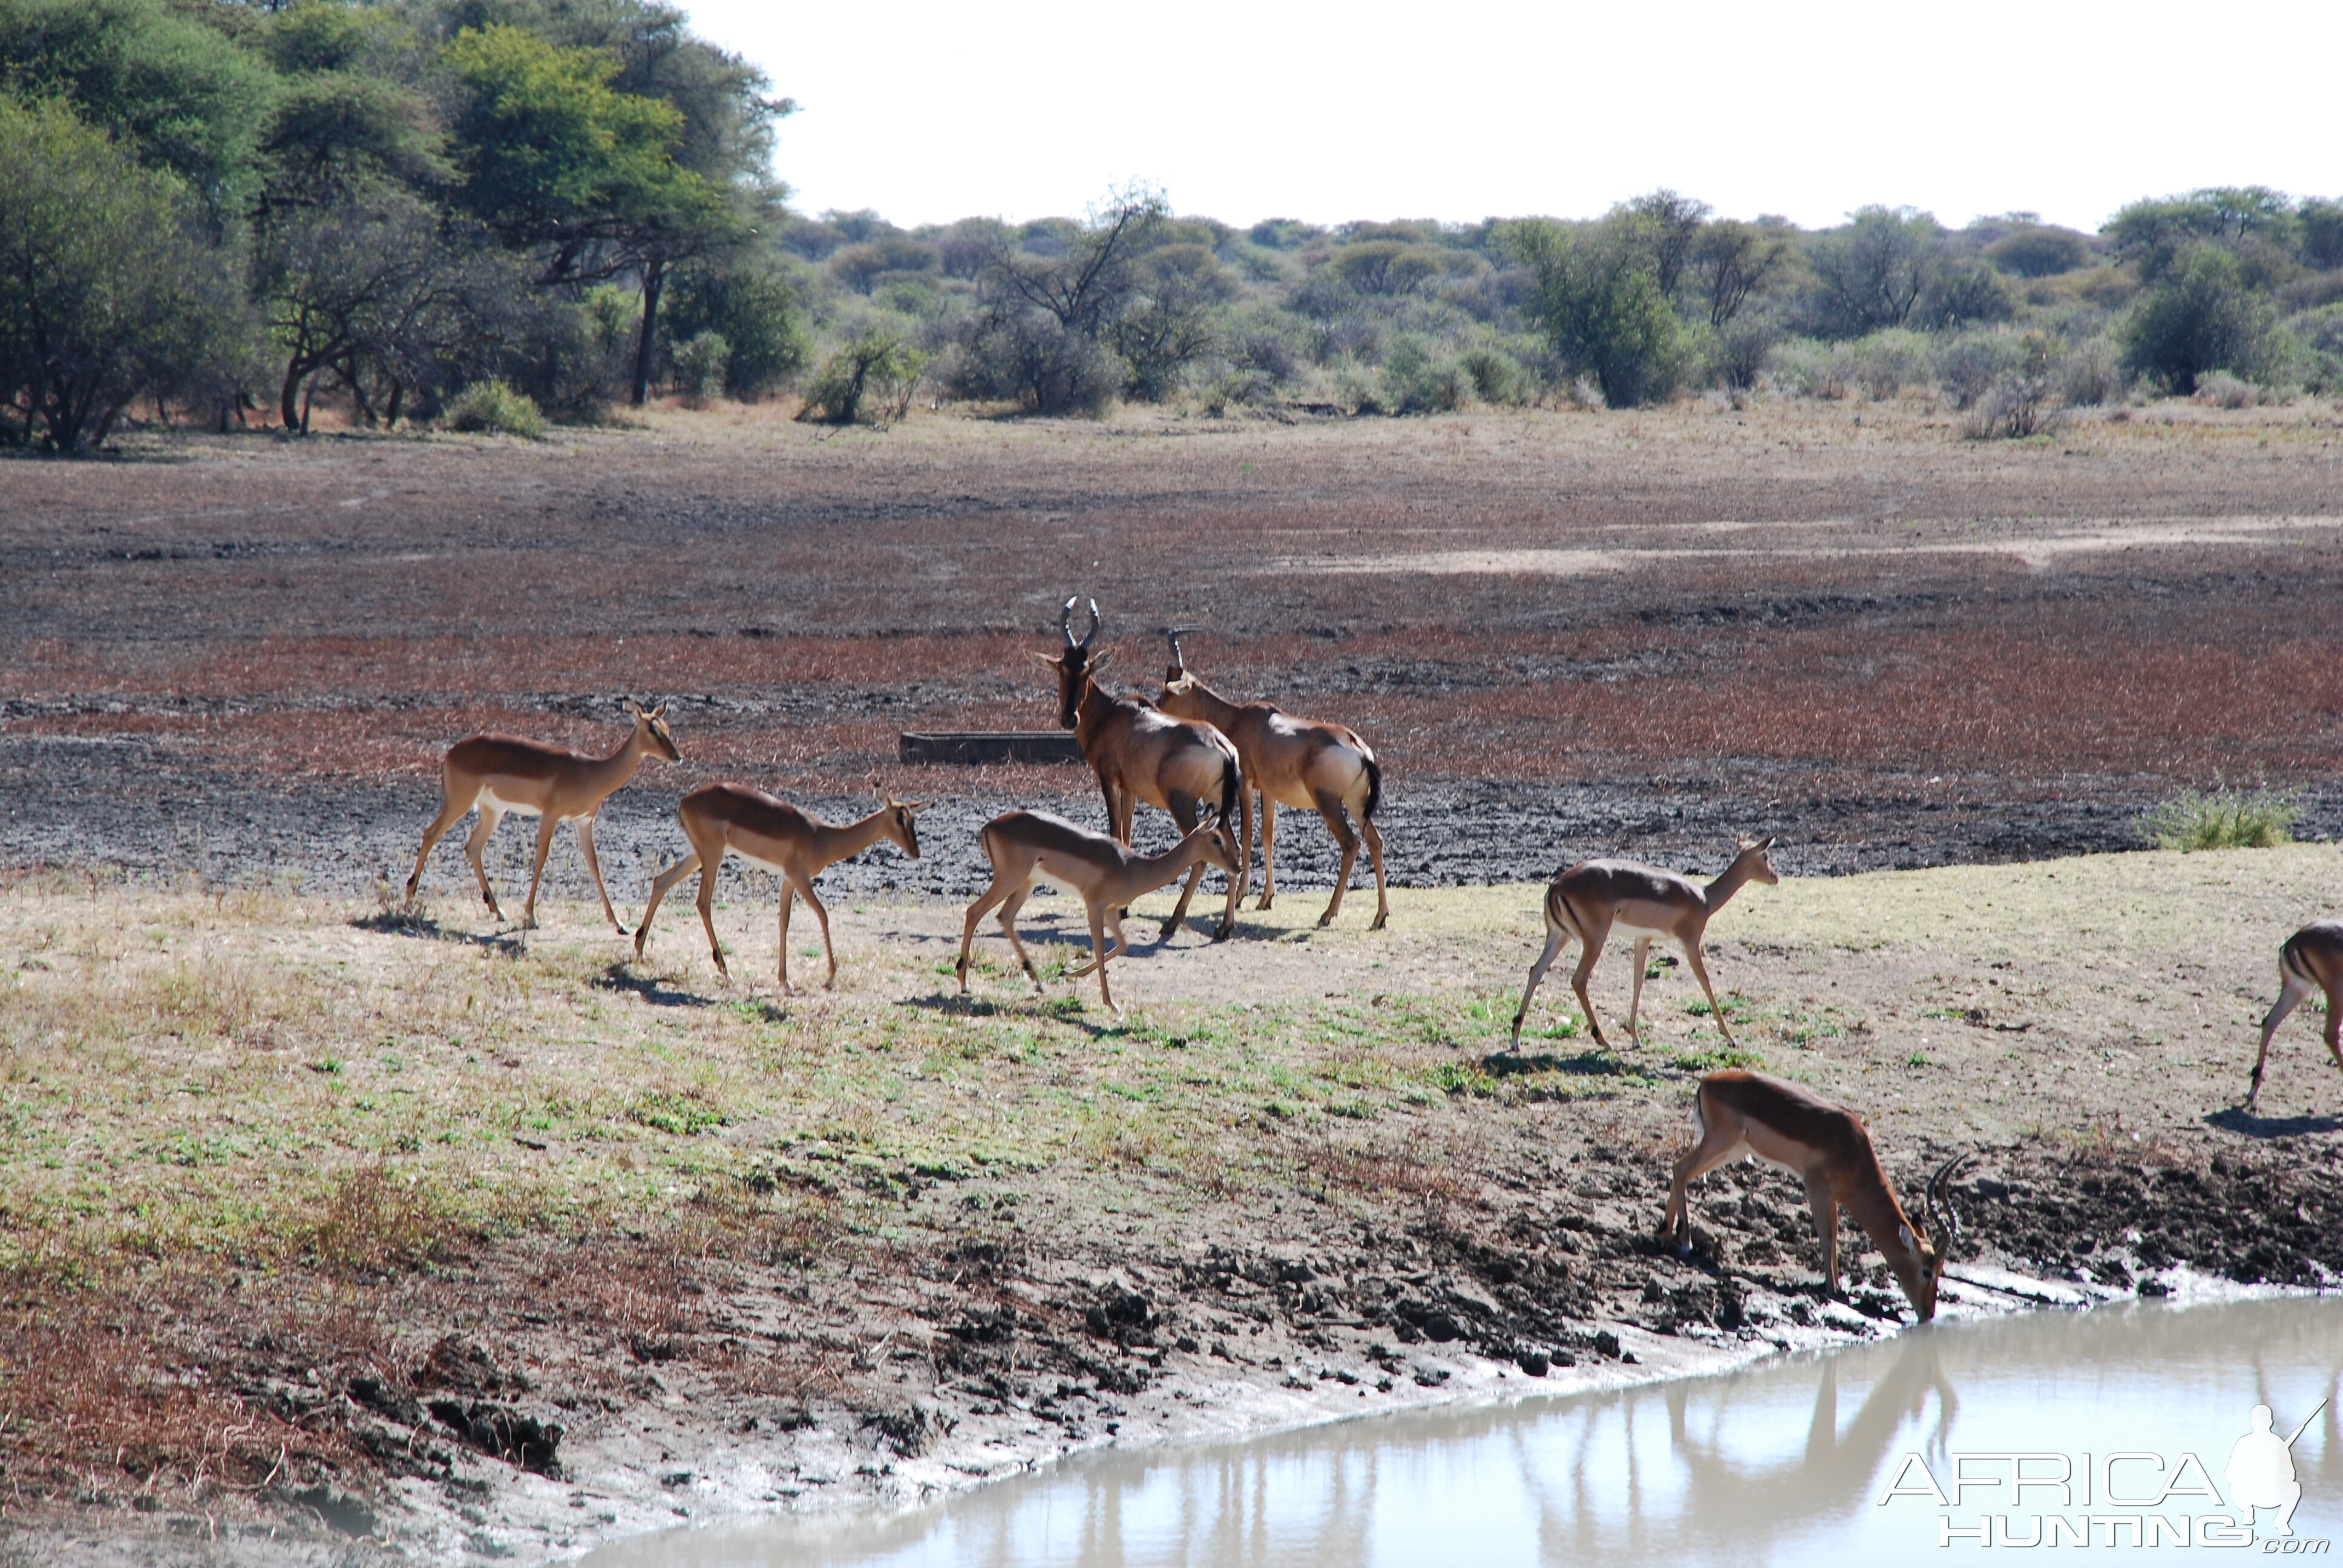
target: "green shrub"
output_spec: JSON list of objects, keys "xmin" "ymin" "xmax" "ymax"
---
[
  {"xmin": 661, "ymin": 264, "xmax": 808, "ymax": 399},
  {"xmin": 2137, "ymin": 785, "xmax": 2302, "ymax": 851},
  {"xmin": 1505, "ymin": 218, "xmax": 1685, "ymax": 407},
  {"xmin": 1458, "ymin": 344, "xmax": 1529, "ymax": 405},
  {"xmin": 1381, "ymin": 335, "xmax": 1470, "ymax": 414},
  {"xmin": 2120, "ymin": 245, "xmax": 2275, "ymax": 394},
  {"xmin": 1934, "ymin": 332, "xmax": 2019, "ymax": 409},
  {"xmin": 1850, "ymin": 330, "xmax": 1930, "ymax": 399},
  {"xmin": 442, "ymin": 377, "xmax": 543, "ymax": 438},
  {"xmin": 671, "ymin": 330, "xmax": 730, "ymax": 403},
  {"xmin": 798, "ymin": 327, "xmax": 927, "ymax": 426},
  {"xmin": 2058, "ymin": 336, "xmax": 2125, "ymax": 406}
]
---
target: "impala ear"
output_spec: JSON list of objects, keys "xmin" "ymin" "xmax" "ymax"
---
[
  {"xmin": 650, "ymin": 703, "xmax": 667, "ymax": 719},
  {"xmin": 1898, "ymin": 1223, "xmax": 1916, "ymax": 1251},
  {"xmin": 903, "ymin": 800, "xmax": 929, "ymax": 817},
  {"xmin": 624, "ymin": 697, "xmax": 643, "ymax": 716}
]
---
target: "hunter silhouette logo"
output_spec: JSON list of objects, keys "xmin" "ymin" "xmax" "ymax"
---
[{"xmin": 2229, "ymin": 1400, "xmax": 2324, "ymax": 1540}]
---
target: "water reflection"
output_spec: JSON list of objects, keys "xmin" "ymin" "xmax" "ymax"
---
[{"xmin": 588, "ymin": 1297, "xmax": 2342, "ymax": 1567}]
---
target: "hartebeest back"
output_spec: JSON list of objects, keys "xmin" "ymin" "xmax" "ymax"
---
[
  {"xmin": 1035, "ymin": 598, "xmax": 1243, "ymax": 941},
  {"xmin": 635, "ymin": 782, "xmax": 925, "ymax": 991},
  {"xmin": 1663, "ymin": 1070, "xmax": 1970, "ymax": 1323},
  {"xmin": 1155, "ymin": 629, "xmax": 1388, "ymax": 930},
  {"xmin": 404, "ymin": 699, "xmax": 681, "ymax": 932}
]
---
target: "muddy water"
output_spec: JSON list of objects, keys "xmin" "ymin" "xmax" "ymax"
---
[{"xmin": 586, "ymin": 1297, "xmax": 2341, "ymax": 1566}]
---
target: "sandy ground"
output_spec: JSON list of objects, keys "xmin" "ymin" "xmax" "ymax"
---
[{"xmin": 4, "ymin": 849, "xmax": 2340, "ymax": 1563}]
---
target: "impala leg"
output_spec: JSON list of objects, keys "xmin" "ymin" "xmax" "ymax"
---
[
  {"xmin": 517, "ymin": 815, "xmax": 560, "ymax": 930},
  {"xmin": 634, "ymin": 851, "xmax": 702, "ymax": 961},
  {"xmin": 1569, "ymin": 930, "xmax": 1612, "ymax": 1050},
  {"xmin": 1659, "ymin": 1129, "xmax": 1748, "ymax": 1248},
  {"xmin": 1511, "ymin": 923, "xmax": 1570, "ymax": 1050},
  {"xmin": 1254, "ymin": 798, "xmax": 1278, "ymax": 910},
  {"xmin": 775, "ymin": 882, "xmax": 796, "ymax": 995},
  {"xmin": 1682, "ymin": 940, "xmax": 1738, "ymax": 1048},
  {"xmin": 695, "ymin": 858, "xmax": 728, "ymax": 978},
  {"xmin": 954, "ymin": 880, "xmax": 1011, "ymax": 995},
  {"xmin": 996, "ymin": 883, "xmax": 1041, "ymax": 991},
  {"xmin": 575, "ymin": 817, "xmax": 626, "ymax": 936},
  {"xmin": 2250, "ymin": 973, "xmax": 2312, "ymax": 1110},
  {"xmin": 795, "ymin": 877, "xmax": 837, "ymax": 990},
  {"xmin": 1161, "ymin": 791, "xmax": 1204, "ymax": 941},
  {"xmin": 1804, "ymin": 1172, "xmax": 1843, "ymax": 1298},
  {"xmin": 1360, "ymin": 812, "xmax": 1389, "ymax": 932},
  {"xmin": 1312, "ymin": 789, "xmax": 1358, "ymax": 927},
  {"xmin": 2325, "ymin": 984, "xmax": 2343, "ymax": 1085},
  {"xmin": 1627, "ymin": 938, "xmax": 1653, "ymax": 1044},
  {"xmin": 406, "ymin": 788, "xmax": 476, "ymax": 907},
  {"xmin": 462, "ymin": 806, "xmax": 506, "ymax": 921}
]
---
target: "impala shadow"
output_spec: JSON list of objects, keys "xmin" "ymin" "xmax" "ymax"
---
[
  {"xmin": 593, "ymin": 964, "xmax": 719, "ymax": 1008},
  {"xmin": 899, "ymin": 991, "xmax": 1127, "ymax": 1039},
  {"xmin": 348, "ymin": 909, "xmax": 522, "ymax": 955},
  {"xmin": 2205, "ymin": 1105, "xmax": 2343, "ymax": 1138}
]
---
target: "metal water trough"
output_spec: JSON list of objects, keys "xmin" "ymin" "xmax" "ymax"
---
[{"xmin": 897, "ymin": 730, "xmax": 1084, "ymax": 765}]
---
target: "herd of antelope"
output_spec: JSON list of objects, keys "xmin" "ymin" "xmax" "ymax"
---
[{"xmin": 400, "ymin": 597, "xmax": 2342, "ymax": 1326}]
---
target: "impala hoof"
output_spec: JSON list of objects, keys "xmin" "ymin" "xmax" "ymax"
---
[{"xmin": 1369, "ymin": 914, "xmax": 1388, "ymax": 931}]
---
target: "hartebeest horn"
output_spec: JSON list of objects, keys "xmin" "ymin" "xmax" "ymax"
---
[
  {"xmin": 1079, "ymin": 598, "xmax": 1100, "ymax": 651},
  {"xmin": 1162, "ymin": 624, "xmax": 1202, "ymax": 681},
  {"xmin": 1060, "ymin": 596, "xmax": 1080, "ymax": 650}
]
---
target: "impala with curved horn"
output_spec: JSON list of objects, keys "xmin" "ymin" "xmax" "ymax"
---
[
  {"xmin": 954, "ymin": 806, "xmax": 1240, "ymax": 1014},
  {"xmin": 2247, "ymin": 920, "xmax": 2343, "ymax": 1111},
  {"xmin": 1034, "ymin": 598, "xmax": 1243, "ymax": 941},
  {"xmin": 404, "ymin": 699, "xmax": 681, "ymax": 932},
  {"xmin": 634, "ymin": 780, "xmax": 926, "ymax": 992},
  {"xmin": 1155, "ymin": 627, "xmax": 1388, "ymax": 930},
  {"xmin": 1661, "ymin": 1069, "xmax": 1972, "ymax": 1322},
  {"xmin": 1511, "ymin": 837, "xmax": 1777, "ymax": 1051}
]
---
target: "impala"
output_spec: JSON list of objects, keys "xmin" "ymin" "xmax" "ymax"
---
[
  {"xmin": 954, "ymin": 808, "xmax": 1240, "ymax": 1015},
  {"xmin": 1510, "ymin": 836, "xmax": 1777, "ymax": 1051},
  {"xmin": 1035, "ymin": 598, "xmax": 1242, "ymax": 941},
  {"xmin": 2247, "ymin": 920, "xmax": 2343, "ymax": 1111},
  {"xmin": 634, "ymin": 782, "xmax": 926, "ymax": 992},
  {"xmin": 1661, "ymin": 1069, "xmax": 1970, "ymax": 1322},
  {"xmin": 404, "ymin": 699, "xmax": 680, "ymax": 932},
  {"xmin": 1155, "ymin": 628, "xmax": 1388, "ymax": 930}
]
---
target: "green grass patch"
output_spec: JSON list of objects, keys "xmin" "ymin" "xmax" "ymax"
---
[{"xmin": 2137, "ymin": 785, "xmax": 2301, "ymax": 851}]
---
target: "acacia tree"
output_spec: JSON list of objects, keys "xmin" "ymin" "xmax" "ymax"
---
[
  {"xmin": 441, "ymin": 24, "xmax": 749, "ymax": 404},
  {"xmin": 1505, "ymin": 217, "xmax": 1683, "ymax": 406},
  {"xmin": 960, "ymin": 185, "xmax": 1172, "ymax": 413},
  {"xmin": 1690, "ymin": 218, "xmax": 1786, "ymax": 328},
  {"xmin": 0, "ymin": 94, "xmax": 248, "ymax": 449},
  {"xmin": 1806, "ymin": 206, "xmax": 1942, "ymax": 337}
]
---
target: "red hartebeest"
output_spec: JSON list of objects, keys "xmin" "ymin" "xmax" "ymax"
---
[
  {"xmin": 1511, "ymin": 837, "xmax": 1778, "ymax": 1050},
  {"xmin": 954, "ymin": 807, "xmax": 1240, "ymax": 1014},
  {"xmin": 1662, "ymin": 1070, "xmax": 1971, "ymax": 1322},
  {"xmin": 634, "ymin": 782, "xmax": 926, "ymax": 991},
  {"xmin": 1155, "ymin": 628, "xmax": 1387, "ymax": 930},
  {"xmin": 2248, "ymin": 920, "xmax": 2343, "ymax": 1111},
  {"xmin": 405, "ymin": 699, "xmax": 681, "ymax": 932},
  {"xmin": 1035, "ymin": 598, "xmax": 1242, "ymax": 941}
]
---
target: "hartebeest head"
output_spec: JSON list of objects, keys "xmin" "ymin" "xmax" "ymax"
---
[
  {"xmin": 1031, "ymin": 596, "xmax": 1112, "ymax": 730},
  {"xmin": 623, "ymin": 698, "xmax": 683, "ymax": 762}
]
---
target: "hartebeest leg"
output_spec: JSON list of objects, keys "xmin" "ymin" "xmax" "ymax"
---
[
  {"xmin": 634, "ymin": 851, "xmax": 702, "ymax": 959},
  {"xmin": 406, "ymin": 785, "xmax": 480, "ymax": 907},
  {"xmin": 1511, "ymin": 923, "xmax": 1572, "ymax": 1049},
  {"xmin": 1359, "ymin": 813, "xmax": 1389, "ymax": 931},
  {"xmin": 1255, "ymin": 797, "xmax": 1279, "ymax": 910},
  {"xmin": 1681, "ymin": 941, "xmax": 1740, "ymax": 1048},
  {"xmin": 462, "ymin": 806, "xmax": 506, "ymax": 920},
  {"xmin": 1311, "ymin": 788, "xmax": 1358, "ymax": 927},
  {"xmin": 2250, "ymin": 969, "xmax": 2317, "ymax": 1111},
  {"xmin": 1627, "ymin": 937, "xmax": 1653, "ymax": 1043},
  {"xmin": 1233, "ymin": 786, "xmax": 1257, "ymax": 913},
  {"xmin": 1659, "ymin": 1126, "xmax": 1749, "ymax": 1246},
  {"xmin": 575, "ymin": 817, "xmax": 627, "ymax": 935}
]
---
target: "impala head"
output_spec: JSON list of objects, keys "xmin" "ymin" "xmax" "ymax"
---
[
  {"xmin": 624, "ymin": 699, "xmax": 682, "ymax": 761},
  {"xmin": 871, "ymin": 778, "xmax": 928, "ymax": 858},
  {"xmin": 1895, "ymin": 1151, "xmax": 1973, "ymax": 1322},
  {"xmin": 1030, "ymin": 596, "xmax": 1110, "ymax": 730},
  {"xmin": 1183, "ymin": 805, "xmax": 1242, "ymax": 875},
  {"xmin": 1734, "ymin": 834, "xmax": 1780, "ymax": 886}
]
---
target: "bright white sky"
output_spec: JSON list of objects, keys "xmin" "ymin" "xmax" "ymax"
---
[{"xmin": 680, "ymin": 0, "xmax": 2341, "ymax": 235}]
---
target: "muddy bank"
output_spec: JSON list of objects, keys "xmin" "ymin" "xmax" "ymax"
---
[{"xmin": 8, "ymin": 731, "xmax": 2335, "ymax": 900}]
